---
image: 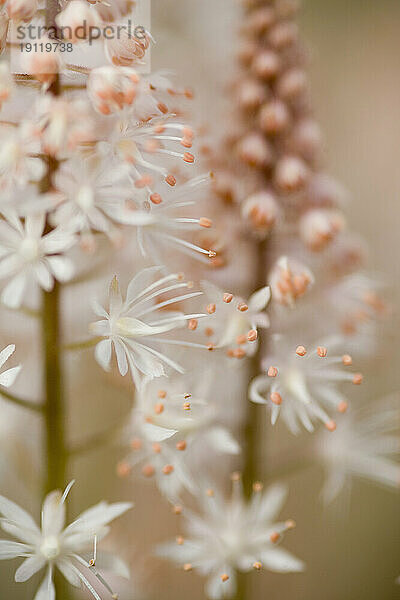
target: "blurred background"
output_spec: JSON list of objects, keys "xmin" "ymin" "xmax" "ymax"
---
[{"xmin": 0, "ymin": 1, "xmax": 399, "ymax": 599}]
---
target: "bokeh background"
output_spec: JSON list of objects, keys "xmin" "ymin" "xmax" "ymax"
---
[{"xmin": 0, "ymin": 1, "xmax": 399, "ymax": 599}]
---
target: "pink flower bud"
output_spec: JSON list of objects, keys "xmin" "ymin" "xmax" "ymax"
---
[
  {"xmin": 236, "ymin": 78, "xmax": 267, "ymax": 111},
  {"xmin": 242, "ymin": 191, "xmax": 280, "ymax": 237},
  {"xmin": 237, "ymin": 132, "xmax": 274, "ymax": 168},
  {"xmin": 56, "ymin": 0, "xmax": 102, "ymax": 43},
  {"xmin": 299, "ymin": 209, "xmax": 346, "ymax": 251},
  {"xmin": 259, "ymin": 99, "xmax": 290, "ymax": 134},
  {"xmin": 23, "ymin": 37, "xmax": 61, "ymax": 85},
  {"xmin": 105, "ymin": 25, "xmax": 150, "ymax": 67},
  {"xmin": 277, "ymin": 68, "xmax": 307, "ymax": 100},
  {"xmin": 274, "ymin": 155, "xmax": 309, "ymax": 193},
  {"xmin": 252, "ymin": 49, "xmax": 281, "ymax": 80},
  {"xmin": 269, "ymin": 256, "xmax": 314, "ymax": 306}
]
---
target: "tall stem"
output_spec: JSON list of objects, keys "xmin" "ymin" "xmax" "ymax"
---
[
  {"xmin": 235, "ymin": 239, "xmax": 268, "ymax": 600},
  {"xmin": 42, "ymin": 282, "xmax": 66, "ymax": 494}
]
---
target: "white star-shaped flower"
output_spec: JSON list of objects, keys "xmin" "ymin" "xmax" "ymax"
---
[
  {"xmin": 250, "ymin": 337, "xmax": 362, "ymax": 434},
  {"xmin": 90, "ymin": 266, "xmax": 206, "ymax": 387},
  {"xmin": 0, "ymin": 214, "xmax": 76, "ymax": 308},
  {"xmin": 157, "ymin": 479, "xmax": 304, "ymax": 599},
  {"xmin": 201, "ymin": 281, "xmax": 270, "ymax": 358},
  {"xmin": 0, "ymin": 481, "xmax": 132, "ymax": 600},
  {"xmin": 317, "ymin": 393, "xmax": 400, "ymax": 503}
]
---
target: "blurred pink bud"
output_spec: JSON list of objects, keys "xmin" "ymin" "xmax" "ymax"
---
[
  {"xmin": 56, "ymin": 0, "xmax": 102, "ymax": 42},
  {"xmin": 259, "ymin": 99, "xmax": 290, "ymax": 134},
  {"xmin": 299, "ymin": 208, "xmax": 346, "ymax": 251},
  {"xmin": 88, "ymin": 65, "xmax": 140, "ymax": 114},
  {"xmin": 277, "ymin": 68, "xmax": 307, "ymax": 100},
  {"xmin": 237, "ymin": 132, "xmax": 274, "ymax": 168},
  {"xmin": 252, "ymin": 49, "xmax": 281, "ymax": 80},
  {"xmin": 242, "ymin": 190, "xmax": 280, "ymax": 236},
  {"xmin": 274, "ymin": 155, "xmax": 309, "ymax": 193},
  {"xmin": 7, "ymin": 0, "xmax": 37, "ymax": 21},
  {"xmin": 269, "ymin": 256, "xmax": 314, "ymax": 306}
]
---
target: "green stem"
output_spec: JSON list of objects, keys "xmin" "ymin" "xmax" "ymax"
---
[
  {"xmin": 42, "ymin": 282, "xmax": 67, "ymax": 494},
  {"xmin": 63, "ymin": 337, "xmax": 101, "ymax": 352},
  {"xmin": 0, "ymin": 388, "xmax": 43, "ymax": 413}
]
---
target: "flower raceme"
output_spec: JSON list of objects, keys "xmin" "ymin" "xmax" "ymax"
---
[
  {"xmin": 90, "ymin": 267, "xmax": 208, "ymax": 387},
  {"xmin": 250, "ymin": 339, "xmax": 362, "ymax": 434},
  {"xmin": 0, "ymin": 481, "xmax": 132, "ymax": 600},
  {"xmin": 157, "ymin": 478, "xmax": 304, "ymax": 600}
]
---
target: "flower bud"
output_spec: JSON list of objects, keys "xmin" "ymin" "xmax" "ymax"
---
[
  {"xmin": 268, "ymin": 22, "xmax": 298, "ymax": 49},
  {"xmin": 288, "ymin": 118, "xmax": 322, "ymax": 161},
  {"xmin": 88, "ymin": 65, "xmax": 140, "ymax": 114},
  {"xmin": 259, "ymin": 99, "xmax": 290, "ymax": 134},
  {"xmin": 105, "ymin": 25, "xmax": 151, "ymax": 67},
  {"xmin": 23, "ymin": 37, "xmax": 61, "ymax": 85},
  {"xmin": 269, "ymin": 256, "xmax": 314, "ymax": 306},
  {"xmin": 299, "ymin": 209, "xmax": 346, "ymax": 251},
  {"xmin": 242, "ymin": 191, "xmax": 280, "ymax": 236},
  {"xmin": 252, "ymin": 49, "xmax": 281, "ymax": 80},
  {"xmin": 236, "ymin": 78, "xmax": 267, "ymax": 111},
  {"xmin": 244, "ymin": 6, "xmax": 276, "ymax": 36},
  {"xmin": 237, "ymin": 132, "xmax": 274, "ymax": 168},
  {"xmin": 7, "ymin": 0, "xmax": 37, "ymax": 22},
  {"xmin": 274, "ymin": 155, "xmax": 309, "ymax": 193},
  {"xmin": 56, "ymin": 0, "xmax": 102, "ymax": 43},
  {"xmin": 237, "ymin": 39, "xmax": 257, "ymax": 66},
  {"xmin": 277, "ymin": 68, "xmax": 307, "ymax": 101}
]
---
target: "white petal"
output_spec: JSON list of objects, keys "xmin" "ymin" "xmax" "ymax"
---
[
  {"xmin": 0, "ymin": 540, "xmax": 30, "ymax": 559},
  {"xmin": 126, "ymin": 266, "xmax": 162, "ymax": 304},
  {"xmin": 114, "ymin": 341, "xmax": 128, "ymax": 376},
  {"xmin": 1, "ymin": 273, "xmax": 27, "ymax": 308},
  {"xmin": 64, "ymin": 502, "xmax": 133, "ymax": 538},
  {"xmin": 142, "ymin": 422, "xmax": 178, "ymax": 442},
  {"xmin": 0, "ymin": 365, "xmax": 22, "ymax": 388},
  {"xmin": 205, "ymin": 427, "xmax": 240, "ymax": 455},
  {"xmin": 41, "ymin": 490, "xmax": 66, "ymax": 537},
  {"xmin": 15, "ymin": 555, "xmax": 46, "ymax": 582},
  {"xmin": 25, "ymin": 214, "xmax": 45, "ymax": 240},
  {"xmin": 257, "ymin": 484, "xmax": 288, "ymax": 523},
  {"xmin": 56, "ymin": 559, "xmax": 81, "ymax": 588},
  {"xmin": 93, "ymin": 550, "xmax": 130, "ymax": 579},
  {"xmin": 205, "ymin": 568, "xmax": 236, "ymax": 600},
  {"xmin": 0, "ymin": 344, "xmax": 15, "ymax": 369},
  {"xmin": 260, "ymin": 547, "xmax": 305, "ymax": 573},
  {"xmin": 45, "ymin": 256, "xmax": 74, "ymax": 282},
  {"xmin": 94, "ymin": 339, "xmax": 112, "ymax": 371},
  {"xmin": 0, "ymin": 495, "xmax": 40, "ymax": 533},
  {"xmin": 248, "ymin": 286, "xmax": 271, "ymax": 312},
  {"xmin": 34, "ymin": 263, "xmax": 53, "ymax": 291},
  {"xmin": 34, "ymin": 567, "xmax": 55, "ymax": 600}
]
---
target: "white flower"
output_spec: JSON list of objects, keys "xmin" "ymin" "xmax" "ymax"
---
[
  {"xmin": 53, "ymin": 154, "xmax": 137, "ymax": 237},
  {"xmin": 157, "ymin": 479, "xmax": 304, "ymax": 599},
  {"xmin": 90, "ymin": 267, "xmax": 206, "ymax": 387},
  {"xmin": 250, "ymin": 337, "xmax": 362, "ymax": 434},
  {"xmin": 0, "ymin": 122, "xmax": 44, "ymax": 189},
  {"xmin": 0, "ymin": 344, "xmax": 21, "ymax": 388},
  {"xmin": 35, "ymin": 95, "xmax": 95, "ymax": 157},
  {"xmin": 104, "ymin": 117, "xmax": 195, "ymax": 190},
  {"xmin": 241, "ymin": 190, "xmax": 280, "ymax": 237},
  {"xmin": 105, "ymin": 22, "xmax": 150, "ymax": 67},
  {"xmin": 121, "ymin": 174, "xmax": 216, "ymax": 265},
  {"xmin": 0, "ymin": 214, "xmax": 76, "ymax": 308},
  {"xmin": 269, "ymin": 256, "xmax": 314, "ymax": 307},
  {"xmin": 87, "ymin": 65, "xmax": 140, "ymax": 115},
  {"xmin": 317, "ymin": 393, "xmax": 400, "ymax": 503},
  {"xmin": 201, "ymin": 281, "xmax": 270, "ymax": 358},
  {"xmin": 118, "ymin": 370, "xmax": 240, "ymax": 500},
  {"xmin": 0, "ymin": 481, "xmax": 132, "ymax": 599}
]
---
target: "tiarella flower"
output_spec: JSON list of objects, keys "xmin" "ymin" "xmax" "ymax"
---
[
  {"xmin": 317, "ymin": 394, "xmax": 400, "ymax": 503},
  {"xmin": 157, "ymin": 478, "xmax": 304, "ymax": 600},
  {"xmin": 0, "ymin": 481, "xmax": 132, "ymax": 600},
  {"xmin": 0, "ymin": 122, "xmax": 44, "ymax": 189},
  {"xmin": 0, "ymin": 343, "xmax": 21, "ymax": 388},
  {"xmin": 250, "ymin": 338, "xmax": 362, "ymax": 434},
  {"xmin": 103, "ymin": 117, "xmax": 195, "ymax": 190},
  {"xmin": 105, "ymin": 22, "xmax": 151, "ymax": 67},
  {"xmin": 35, "ymin": 95, "xmax": 95, "ymax": 157},
  {"xmin": 269, "ymin": 256, "xmax": 314, "ymax": 307},
  {"xmin": 53, "ymin": 154, "xmax": 138, "ymax": 239},
  {"xmin": 0, "ymin": 213, "xmax": 76, "ymax": 308},
  {"xmin": 56, "ymin": 0, "xmax": 102, "ymax": 43},
  {"xmin": 0, "ymin": 61, "xmax": 13, "ymax": 107},
  {"xmin": 90, "ymin": 267, "xmax": 206, "ymax": 387},
  {"xmin": 241, "ymin": 190, "xmax": 281, "ymax": 238},
  {"xmin": 22, "ymin": 35, "xmax": 62, "ymax": 86},
  {"xmin": 122, "ymin": 174, "xmax": 216, "ymax": 266},
  {"xmin": 87, "ymin": 65, "xmax": 140, "ymax": 115},
  {"xmin": 117, "ymin": 371, "xmax": 240, "ymax": 500},
  {"xmin": 201, "ymin": 281, "xmax": 270, "ymax": 358},
  {"xmin": 299, "ymin": 208, "xmax": 346, "ymax": 252},
  {"xmin": 95, "ymin": 0, "xmax": 133, "ymax": 22}
]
